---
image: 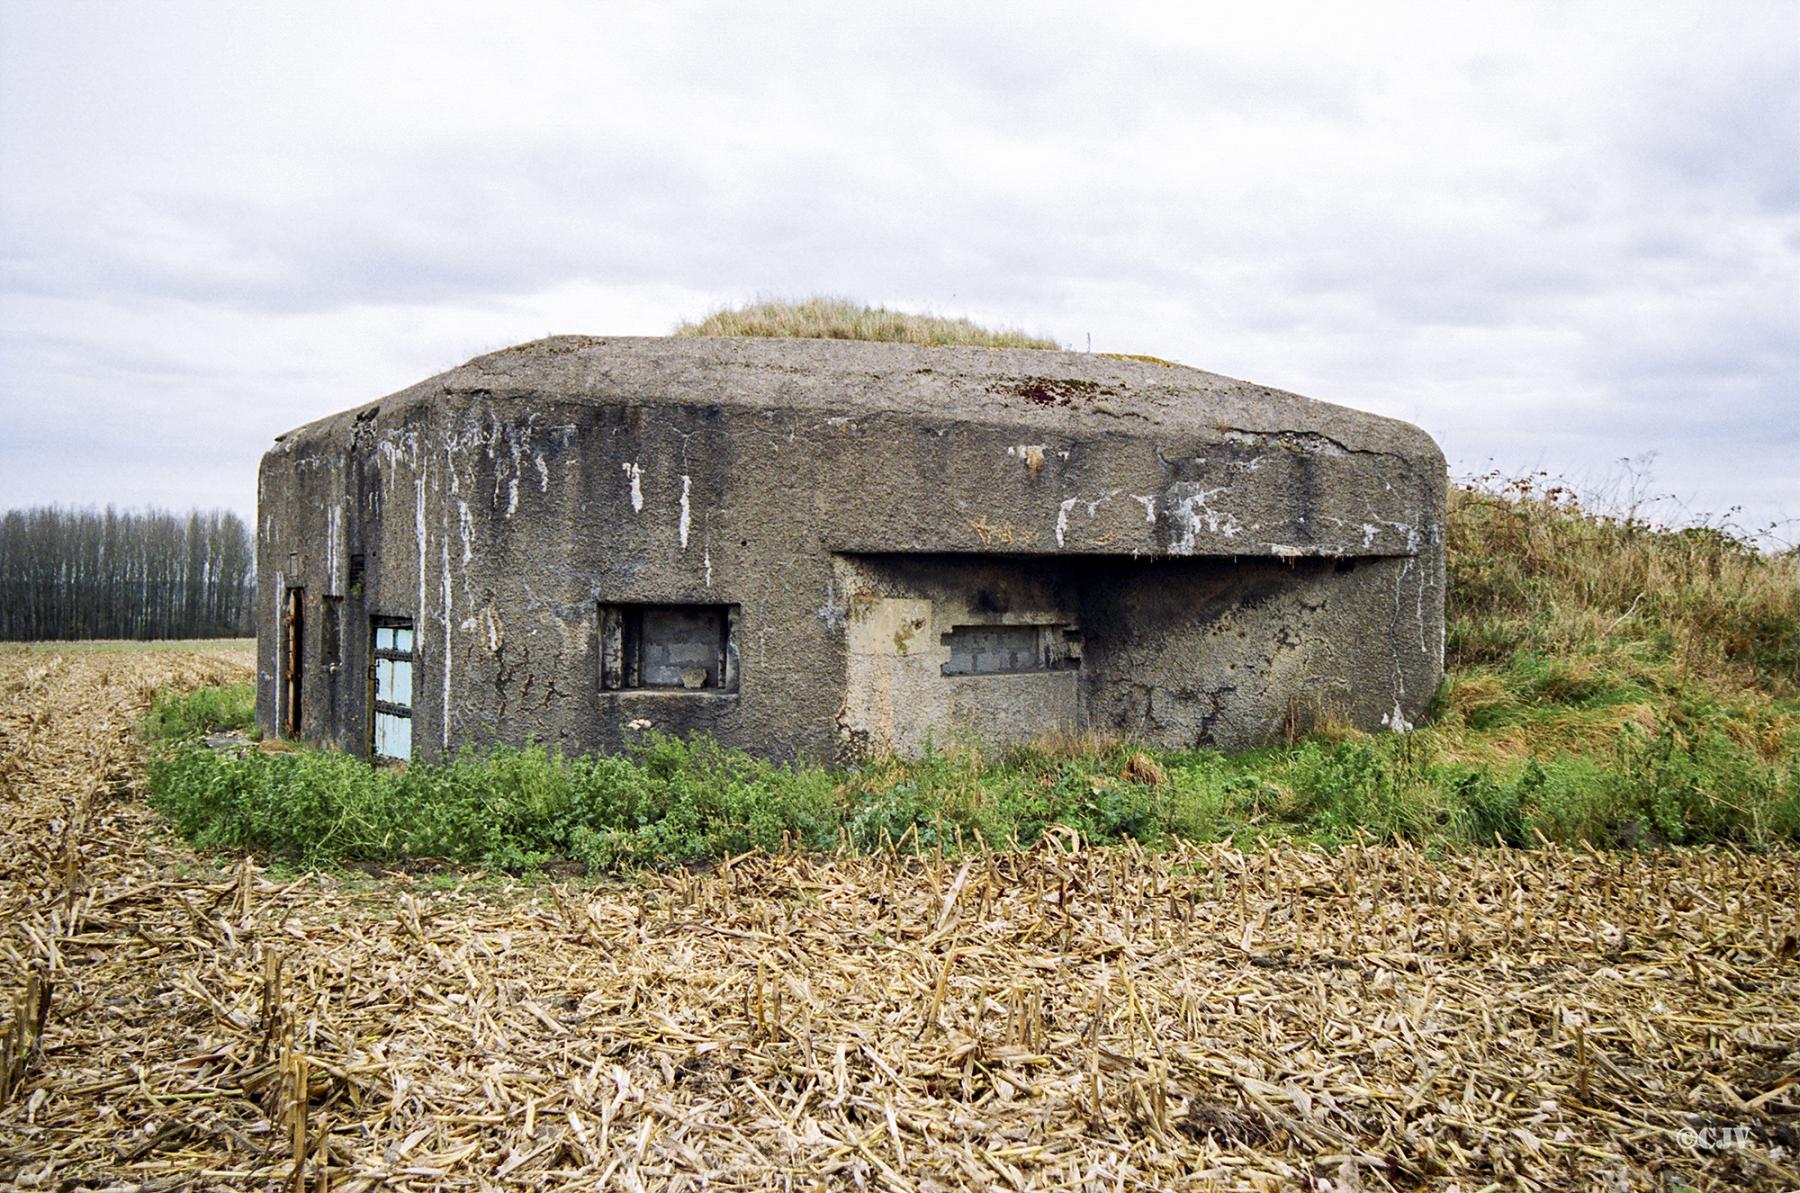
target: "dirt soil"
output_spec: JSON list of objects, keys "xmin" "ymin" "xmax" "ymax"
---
[{"xmin": 1, "ymin": 647, "xmax": 1796, "ymax": 1191}]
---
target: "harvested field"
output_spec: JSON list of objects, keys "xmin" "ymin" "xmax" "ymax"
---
[{"xmin": 2, "ymin": 648, "xmax": 1797, "ymax": 1190}]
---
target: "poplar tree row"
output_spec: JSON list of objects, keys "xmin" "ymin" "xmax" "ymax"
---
[{"xmin": 0, "ymin": 506, "xmax": 255, "ymax": 641}]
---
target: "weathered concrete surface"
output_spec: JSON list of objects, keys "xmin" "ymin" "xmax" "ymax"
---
[{"xmin": 256, "ymin": 336, "xmax": 1446, "ymax": 762}]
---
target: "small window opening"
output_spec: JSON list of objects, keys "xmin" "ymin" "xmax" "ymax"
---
[
  {"xmin": 348, "ymin": 554, "xmax": 367, "ymax": 597},
  {"xmin": 601, "ymin": 604, "xmax": 738, "ymax": 692},
  {"xmin": 941, "ymin": 624, "xmax": 1081, "ymax": 676},
  {"xmin": 370, "ymin": 617, "xmax": 415, "ymax": 760}
]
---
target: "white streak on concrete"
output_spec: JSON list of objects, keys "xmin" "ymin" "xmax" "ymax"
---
[
  {"xmin": 441, "ymin": 534, "xmax": 452, "ymax": 749},
  {"xmin": 678, "ymin": 475, "xmax": 691, "ymax": 549},
  {"xmin": 1166, "ymin": 482, "xmax": 1240, "ymax": 552},
  {"xmin": 1403, "ymin": 554, "xmax": 1428, "ymax": 655},
  {"xmin": 534, "ymin": 454, "xmax": 549, "ymax": 492},
  {"xmin": 817, "ymin": 575, "xmax": 846, "ymax": 628},
  {"xmin": 1383, "ymin": 556, "xmax": 1419, "ymax": 728},
  {"xmin": 1055, "ymin": 490, "xmax": 1126, "ymax": 547},
  {"xmin": 1132, "ymin": 495, "xmax": 1157, "ymax": 523},
  {"xmin": 623, "ymin": 463, "xmax": 643, "ymax": 511},
  {"xmin": 415, "ymin": 470, "xmax": 428, "ymax": 655},
  {"xmin": 325, "ymin": 505, "xmax": 341, "ymax": 594},
  {"xmin": 458, "ymin": 501, "xmax": 474, "ymax": 564},
  {"xmin": 1311, "ymin": 514, "xmax": 1423, "ymax": 556},
  {"xmin": 703, "ymin": 546, "xmax": 712, "ymax": 587},
  {"xmin": 1370, "ymin": 519, "xmax": 1422, "ymax": 553},
  {"xmin": 505, "ymin": 477, "xmax": 519, "ymax": 517}
]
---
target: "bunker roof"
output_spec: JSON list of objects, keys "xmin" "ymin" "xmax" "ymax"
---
[{"xmin": 293, "ymin": 336, "xmax": 1439, "ymax": 465}]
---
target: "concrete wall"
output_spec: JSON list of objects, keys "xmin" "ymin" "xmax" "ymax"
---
[{"xmin": 257, "ymin": 339, "xmax": 1445, "ymax": 763}]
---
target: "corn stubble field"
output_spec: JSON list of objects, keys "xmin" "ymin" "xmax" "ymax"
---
[{"xmin": 0, "ymin": 649, "xmax": 1795, "ymax": 1190}]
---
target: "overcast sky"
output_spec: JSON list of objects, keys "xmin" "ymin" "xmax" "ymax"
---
[{"xmin": 2, "ymin": 1, "xmax": 1795, "ymax": 541}]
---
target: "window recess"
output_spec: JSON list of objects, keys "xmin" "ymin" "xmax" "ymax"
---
[
  {"xmin": 940, "ymin": 624, "xmax": 1081, "ymax": 676},
  {"xmin": 600, "ymin": 604, "xmax": 739, "ymax": 692}
]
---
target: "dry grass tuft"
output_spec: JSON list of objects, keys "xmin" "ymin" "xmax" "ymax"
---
[
  {"xmin": 1448, "ymin": 477, "xmax": 1799, "ymax": 700},
  {"xmin": 1017, "ymin": 727, "xmax": 1128, "ymax": 760},
  {"xmin": 3, "ymin": 648, "xmax": 1798, "ymax": 1189},
  {"xmin": 675, "ymin": 297, "xmax": 1062, "ymax": 350},
  {"xmin": 1121, "ymin": 752, "xmax": 1167, "ymax": 787}
]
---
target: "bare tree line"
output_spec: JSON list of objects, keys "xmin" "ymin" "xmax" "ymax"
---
[{"xmin": 0, "ymin": 506, "xmax": 255, "ymax": 640}]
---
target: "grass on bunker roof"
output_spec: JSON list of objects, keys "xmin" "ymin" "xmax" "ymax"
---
[{"xmin": 673, "ymin": 296, "xmax": 1063, "ymax": 351}]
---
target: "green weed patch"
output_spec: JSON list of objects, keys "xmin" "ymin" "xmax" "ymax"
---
[
  {"xmin": 143, "ymin": 680, "xmax": 255, "ymax": 743},
  {"xmin": 145, "ymin": 711, "xmax": 1797, "ymax": 870}
]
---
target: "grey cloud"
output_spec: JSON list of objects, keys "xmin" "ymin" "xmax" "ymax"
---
[
  {"xmin": 1625, "ymin": 47, "xmax": 1800, "ymax": 216},
  {"xmin": 915, "ymin": 26, "xmax": 1374, "ymax": 128},
  {"xmin": 5, "ymin": 140, "xmax": 1170, "ymax": 320}
]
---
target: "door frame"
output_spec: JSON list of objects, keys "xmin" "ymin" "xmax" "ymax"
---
[{"xmin": 281, "ymin": 587, "xmax": 304, "ymax": 738}]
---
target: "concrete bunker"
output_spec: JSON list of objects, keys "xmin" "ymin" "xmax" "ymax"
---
[{"xmin": 256, "ymin": 336, "xmax": 1446, "ymax": 762}]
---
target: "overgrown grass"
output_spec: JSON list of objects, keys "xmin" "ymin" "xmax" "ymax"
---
[
  {"xmin": 674, "ymin": 297, "xmax": 1061, "ymax": 350},
  {"xmin": 143, "ymin": 476, "xmax": 1799, "ymax": 868},
  {"xmin": 143, "ymin": 681, "xmax": 255, "ymax": 743},
  {"xmin": 1446, "ymin": 474, "xmax": 1797, "ymax": 700},
  {"xmin": 145, "ymin": 713, "xmax": 1799, "ymax": 871}
]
